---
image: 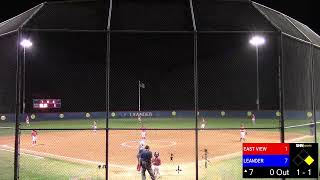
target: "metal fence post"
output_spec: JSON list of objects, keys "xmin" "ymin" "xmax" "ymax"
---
[
  {"xmin": 279, "ymin": 33, "xmax": 285, "ymax": 144},
  {"xmin": 14, "ymin": 29, "xmax": 22, "ymax": 180}
]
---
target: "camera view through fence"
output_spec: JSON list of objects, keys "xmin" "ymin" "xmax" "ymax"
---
[{"xmin": 0, "ymin": 0, "xmax": 320, "ymax": 180}]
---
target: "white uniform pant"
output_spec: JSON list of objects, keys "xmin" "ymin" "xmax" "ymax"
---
[
  {"xmin": 153, "ymin": 165, "xmax": 160, "ymax": 176},
  {"xmin": 240, "ymin": 132, "xmax": 246, "ymax": 139}
]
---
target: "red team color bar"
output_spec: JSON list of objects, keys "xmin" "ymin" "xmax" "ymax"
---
[{"xmin": 243, "ymin": 143, "xmax": 289, "ymax": 155}]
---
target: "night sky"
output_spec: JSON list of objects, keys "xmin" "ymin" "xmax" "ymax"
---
[
  {"xmin": 0, "ymin": 0, "xmax": 318, "ymax": 112},
  {"xmin": 1, "ymin": 1, "xmax": 318, "ymax": 34}
]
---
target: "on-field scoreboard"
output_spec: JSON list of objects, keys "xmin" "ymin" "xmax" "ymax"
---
[
  {"xmin": 243, "ymin": 143, "xmax": 318, "ymax": 178},
  {"xmin": 33, "ymin": 99, "xmax": 61, "ymax": 109}
]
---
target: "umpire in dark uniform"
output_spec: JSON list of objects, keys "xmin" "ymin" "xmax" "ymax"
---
[{"xmin": 140, "ymin": 145, "xmax": 155, "ymax": 180}]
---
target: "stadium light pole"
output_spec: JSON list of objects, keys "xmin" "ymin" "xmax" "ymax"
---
[
  {"xmin": 249, "ymin": 36, "xmax": 265, "ymax": 111},
  {"xmin": 20, "ymin": 39, "xmax": 32, "ymax": 114}
]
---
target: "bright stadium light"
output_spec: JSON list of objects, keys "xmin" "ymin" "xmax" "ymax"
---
[
  {"xmin": 249, "ymin": 36, "xmax": 265, "ymax": 47},
  {"xmin": 20, "ymin": 39, "xmax": 33, "ymax": 48}
]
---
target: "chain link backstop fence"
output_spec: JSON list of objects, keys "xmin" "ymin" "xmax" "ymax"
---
[{"xmin": 0, "ymin": 0, "xmax": 319, "ymax": 179}]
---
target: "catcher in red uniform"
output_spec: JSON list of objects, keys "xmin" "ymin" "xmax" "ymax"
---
[{"xmin": 152, "ymin": 152, "xmax": 161, "ymax": 178}]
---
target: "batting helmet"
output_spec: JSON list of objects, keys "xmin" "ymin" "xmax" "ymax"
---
[{"xmin": 140, "ymin": 141, "xmax": 145, "ymax": 147}]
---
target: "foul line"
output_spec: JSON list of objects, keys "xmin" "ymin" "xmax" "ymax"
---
[
  {"xmin": 0, "ymin": 146, "xmax": 43, "ymax": 159},
  {"xmin": 0, "ymin": 127, "xmax": 14, "ymax": 129},
  {"xmin": 284, "ymin": 122, "xmax": 320, "ymax": 129},
  {"xmin": 0, "ymin": 145, "xmax": 132, "ymax": 170}
]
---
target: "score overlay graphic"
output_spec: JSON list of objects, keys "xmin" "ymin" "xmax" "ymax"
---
[{"xmin": 243, "ymin": 143, "xmax": 318, "ymax": 178}]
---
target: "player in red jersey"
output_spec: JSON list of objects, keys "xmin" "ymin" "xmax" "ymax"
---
[
  {"xmin": 152, "ymin": 152, "xmax": 161, "ymax": 179},
  {"xmin": 26, "ymin": 115, "xmax": 30, "ymax": 126},
  {"xmin": 31, "ymin": 130, "xmax": 38, "ymax": 145},
  {"xmin": 140, "ymin": 125, "xmax": 146, "ymax": 145},
  {"xmin": 240, "ymin": 123, "xmax": 246, "ymax": 142}
]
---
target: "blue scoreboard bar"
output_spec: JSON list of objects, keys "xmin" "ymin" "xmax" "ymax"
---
[{"xmin": 243, "ymin": 155, "xmax": 290, "ymax": 167}]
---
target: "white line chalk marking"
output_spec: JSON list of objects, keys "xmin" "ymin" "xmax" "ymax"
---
[
  {"xmin": 0, "ymin": 145, "xmax": 132, "ymax": 170},
  {"xmin": 0, "ymin": 148, "xmax": 43, "ymax": 159},
  {"xmin": 284, "ymin": 122, "xmax": 320, "ymax": 129}
]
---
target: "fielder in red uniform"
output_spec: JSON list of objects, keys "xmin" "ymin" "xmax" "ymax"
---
[
  {"xmin": 240, "ymin": 123, "xmax": 246, "ymax": 142},
  {"xmin": 31, "ymin": 130, "xmax": 38, "ymax": 145}
]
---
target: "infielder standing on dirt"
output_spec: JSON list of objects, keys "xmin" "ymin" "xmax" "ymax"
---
[
  {"xmin": 152, "ymin": 152, "xmax": 161, "ymax": 179},
  {"xmin": 140, "ymin": 145, "xmax": 155, "ymax": 180},
  {"xmin": 240, "ymin": 123, "xmax": 246, "ymax": 142},
  {"xmin": 31, "ymin": 129, "xmax": 38, "ymax": 145}
]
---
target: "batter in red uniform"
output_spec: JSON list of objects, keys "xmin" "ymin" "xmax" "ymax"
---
[{"xmin": 31, "ymin": 130, "xmax": 38, "ymax": 145}]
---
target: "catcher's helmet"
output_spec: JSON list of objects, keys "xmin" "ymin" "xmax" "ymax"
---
[{"xmin": 154, "ymin": 152, "xmax": 159, "ymax": 157}]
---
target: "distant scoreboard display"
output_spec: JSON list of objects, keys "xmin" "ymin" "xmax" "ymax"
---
[
  {"xmin": 243, "ymin": 143, "xmax": 318, "ymax": 178},
  {"xmin": 33, "ymin": 99, "xmax": 61, "ymax": 109}
]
